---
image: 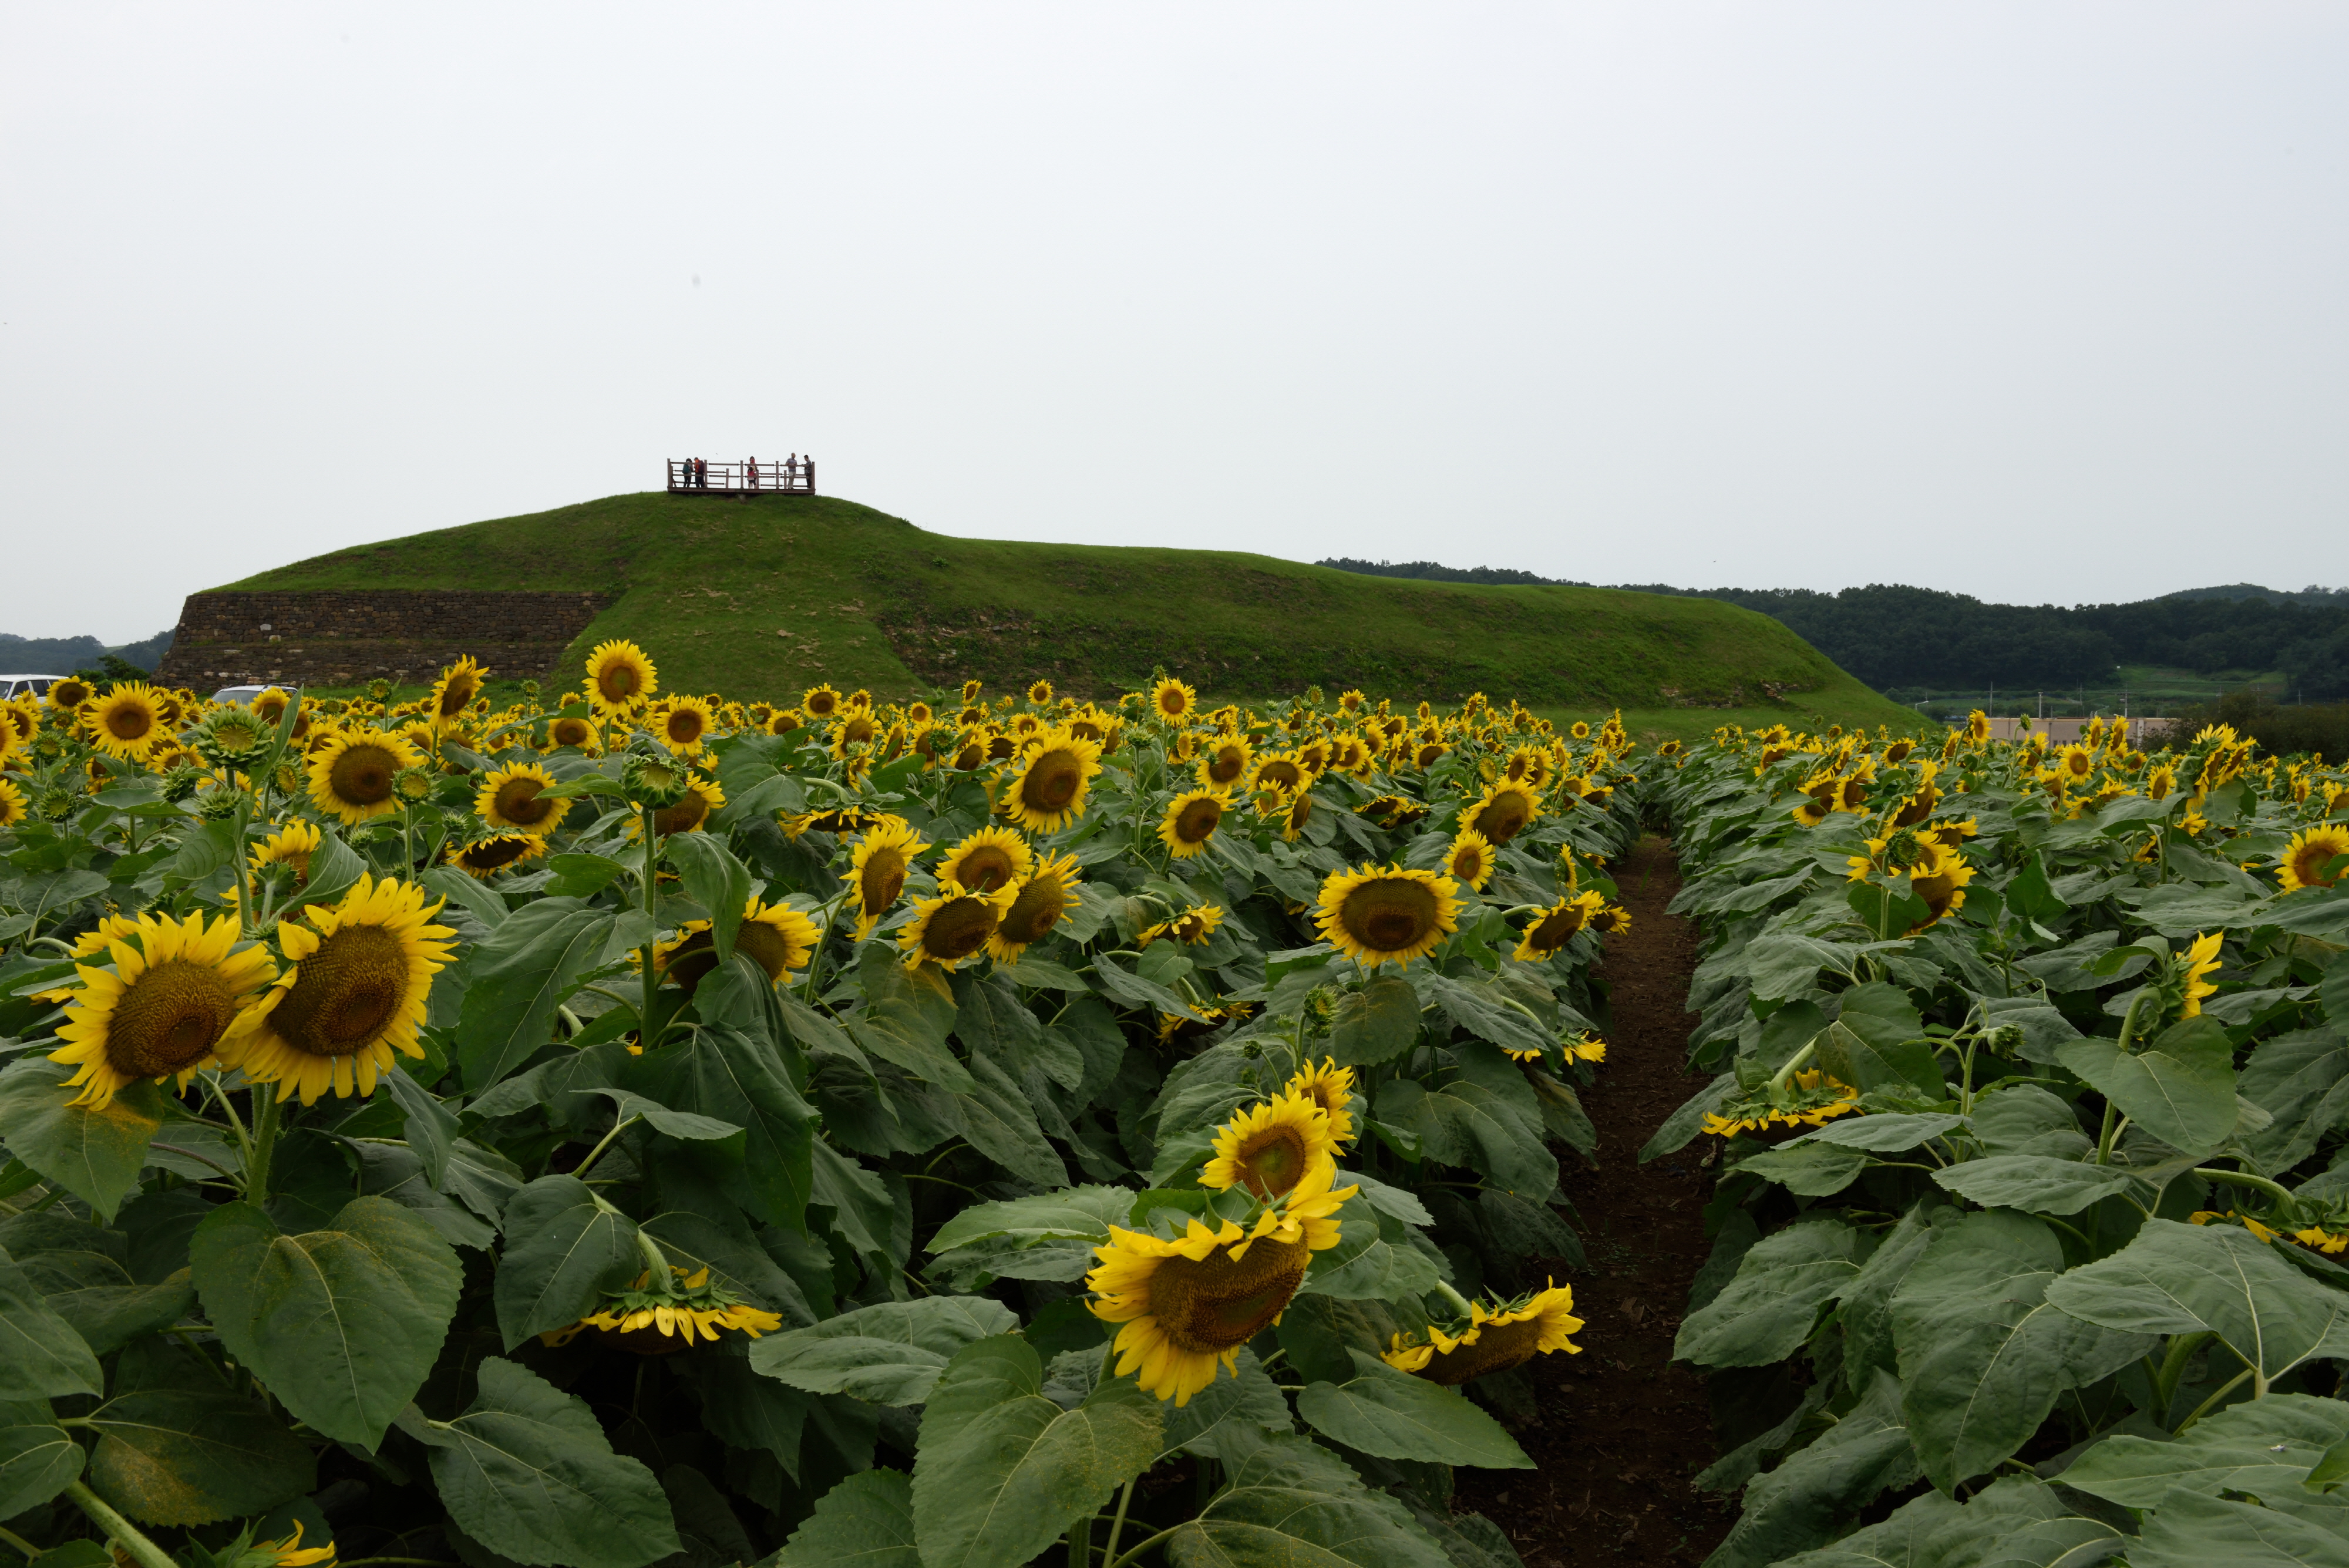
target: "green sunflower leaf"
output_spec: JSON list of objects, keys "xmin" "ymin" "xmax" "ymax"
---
[
  {"xmin": 189, "ymin": 1196, "xmax": 461, "ymax": 1449},
  {"xmin": 774, "ymin": 1469, "xmax": 916, "ymax": 1568},
  {"xmin": 0, "ymin": 1058, "xmax": 166, "ymax": 1223},
  {"xmin": 84, "ymin": 1387, "xmax": 315, "ymax": 1526},
  {"xmin": 0, "ymin": 1247, "xmax": 103, "ymax": 1401},
  {"xmin": 0, "ymin": 1407, "xmax": 82, "ymax": 1520},
  {"xmin": 492, "ymin": 1175, "xmax": 645, "ymax": 1350},
  {"xmin": 1161, "ymin": 1424, "xmax": 1452, "ymax": 1568},
  {"xmin": 747, "ymin": 1297, "xmax": 1021, "ymax": 1407},
  {"xmin": 1294, "ymin": 1351, "xmax": 1532, "ymax": 1468}
]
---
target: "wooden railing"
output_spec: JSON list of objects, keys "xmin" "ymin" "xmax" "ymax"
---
[{"xmin": 667, "ymin": 456, "xmax": 815, "ymax": 494}]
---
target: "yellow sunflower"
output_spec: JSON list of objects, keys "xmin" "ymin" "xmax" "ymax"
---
[
  {"xmin": 829, "ymin": 711, "xmax": 881, "ymax": 758},
  {"xmin": 447, "ymin": 832, "xmax": 549, "ymax": 879},
  {"xmin": 936, "ymin": 826, "xmax": 1034, "ymax": 895},
  {"xmin": 2280, "ymin": 825, "xmax": 2349, "ymax": 894},
  {"xmin": 46, "ymin": 677, "xmax": 94, "ymax": 715},
  {"xmin": 1151, "ymin": 678, "xmax": 1197, "ymax": 724},
  {"xmin": 802, "ymin": 684, "xmax": 842, "ymax": 720},
  {"xmin": 656, "ymin": 695, "xmax": 718, "ymax": 755},
  {"xmin": 1466, "ymin": 782, "xmax": 1540, "ymax": 846},
  {"xmin": 224, "ymin": 875, "xmax": 456, "ymax": 1105},
  {"xmin": 1203, "ymin": 1092, "xmax": 1338, "ymax": 1198},
  {"xmin": 897, "ymin": 880, "xmax": 1018, "ymax": 971},
  {"xmin": 1384, "ymin": 1283, "xmax": 1582, "ymax": 1384},
  {"xmin": 1002, "ymin": 728, "xmax": 1105, "ymax": 834},
  {"xmin": 1903, "ymin": 843, "xmax": 1973, "ymax": 931},
  {"xmin": 1513, "ymin": 890, "xmax": 1604, "ymax": 962},
  {"xmin": 2178, "ymin": 931, "xmax": 2223, "ymax": 1018},
  {"xmin": 469, "ymin": 762, "xmax": 557, "ymax": 834},
  {"xmin": 1026, "ymin": 678, "xmax": 1054, "ymax": 705},
  {"xmin": 623, "ymin": 776, "xmax": 728, "ymax": 838},
  {"xmin": 987, "ymin": 850, "xmax": 1083, "ymax": 963},
  {"xmin": 548, "ymin": 713, "xmax": 600, "ymax": 752},
  {"xmin": 85, "ymin": 682, "xmax": 169, "ymax": 761},
  {"xmin": 0, "ymin": 778, "xmax": 28, "ymax": 829},
  {"xmin": 1140, "ymin": 904, "xmax": 1224, "ymax": 947},
  {"xmin": 1158, "ymin": 788, "xmax": 1229, "ymax": 860},
  {"xmin": 583, "ymin": 641, "xmax": 657, "ymax": 714},
  {"xmin": 1287, "ymin": 1058, "xmax": 1358, "ymax": 1143},
  {"xmin": 248, "ymin": 819, "xmax": 324, "ymax": 901},
  {"xmin": 429, "ymin": 657, "xmax": 488, "ymax": 728},
  {"xmin": 307, "ymin": 729, "xmax": 425, "ymax": 826},
  {"xmin": 1443, "ymin": 829, "xmax": 1496, "ymax": 890},
  {"xmin": 652, "ymin": 897, "xmax": 822, "ymax": 995},
  {"xmin": 1253, "ymin": 752, "xmax": 1307, "ymax": 795},
  {"xmin": 1199, "ymin": 736, "xmax": 1255, "ymax": 789},
  {"xmin": 849, "ymin": 818, "xmax": 932, "ymax": 937},
  {"xmin": 1087, "ymin": 1165, "xmax": 1355, "ymax": 1407},
  {"xmin": 1315, "ymin": 864, "xmax": 1461, "ymax": 969},
  {"xmin": 48, "ymin": 911, "xmax": 278, "ymax": 1107}
]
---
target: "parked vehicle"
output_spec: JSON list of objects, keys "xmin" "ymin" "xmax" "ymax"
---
[{"xmin": 0, "ymin": 674, "xmax": 66, "ymax": 701}]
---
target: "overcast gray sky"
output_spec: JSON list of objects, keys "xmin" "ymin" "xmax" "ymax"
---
[{"xmin": 4, "ymin": 3, "xmax": 2343, "ymax": 644}]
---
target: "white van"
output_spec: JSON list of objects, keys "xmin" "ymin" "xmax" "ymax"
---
[{"xmin": 0, "ymin": 675, "xmax": 66, "ymax": 701}]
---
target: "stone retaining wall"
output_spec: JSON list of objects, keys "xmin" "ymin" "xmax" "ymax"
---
[{"xmin": 153, "ymin": 590, "xmax": 613, "ymax": 690}]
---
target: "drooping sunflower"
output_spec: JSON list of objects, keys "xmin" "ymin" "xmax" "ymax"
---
[
  {"xmin": 2280, "ymin": 826, "xmax": 2349, "ymax": 894},
  {"xmin": 447, "ymin": 832, "xmax": 549, "ymax": 879},
  {"xmin": 1589, "ymin": 903, "xmax": 1633, "ymax": 937},
  {"xmin": 540, "ymin": 1266, "xmax": 787, "ymax": 1353},
  {"xmin": 1151, "ymin": 678, "xmax": 1197, "ymax": 724},
  {"xmin": 1088, "ymin": 1162, "xmax": 1354, "ymax": 1406},
  {"xmin": 936, "ymin": 826, "xmax": 1032, "ymax": 894},
  {"xmin": 1513, "ymin": 891, "xmax": 1604, "ymax": 961},
  {"xmin": 849, "ymin": 818, "xmax": 932, "ymax": 937},
  {"xmin": 1140, "ymin": 903, "xmax": 1224, "ymax": 947},
  {"xmin": 656, "ymin": 695, "xmax": 718, "ymax": 754},
  {"xmin": 248, "ymin": 819, "xmax": 324, "ymax": 902},
  {"xmin": 987, "ymin": 850, "xmax": 1083, "ymax": 963},
  {"xmin": 429, "ymin": 657, "xmax": 488, "ymax": 728},
  {"xmin": 224, "ymin": 875, "xmax": 456, "ymax": 1105},
  {"xmin": 1384, "ymin": 1283, "xmax": 1583, "ymax": 1384},
  {"xmin": 1203, "ymin": 1093, "xmax": 1338, "ymax": 1199},
  {"xmin": 307, "ymin": 729, "xmax": 425, "ymax": 826},
  {"xmin": 1315, "ymin": 863, "xmax": 1461, "ymax": 969},
  {"xmin": 1287, "ymin": 1058, "xmax": 1358, "ymax": 1143},
  {"xmin": 1158, "ymin": 788, "xmax": 1229, "ymax": 860},
  {"xmin": 652, "ymin": 896, "xmax": 823, "ymax": 994},
  {"xmin": 1466, "ymin": 782, "xmax": 1540, "ymax": 846},
  {"xmin": 897, "ymin": 880, "xmax": 1018, "ymax": 971},
  {"xmin": 1443, "ymin": 829, "xmax": 1496, "ymax": 890},
  {"xmin": 470, "ymin": 761, "xmax": 559, "ymax": 834},
  {"xmin": 623, "ymin": 775, "xmax": 728, "ymax": 837},
  {"xmin": 548, "ymin": 712, "xmax": 600, "ymax": 752},
  {"xmin": 85, "ymin": 682, "xmax": 168, "ymax": 761},
  {"xmin": 585, "ymin": 641, "xmax": 658, "ymax": 714},
  {"xmin": 48, "ymin": 911, "xmax": 278, "ymax": 1107},
  {"xmin": 2177, "ymin": 931, "xmax": 2223, "ymax": 1018},
  {"xmin": 1002, "ymin": 728, "xmax": 1105, "ymax": 834}
]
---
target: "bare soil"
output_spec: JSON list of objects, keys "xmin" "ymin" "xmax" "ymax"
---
[{"xmin": 1452, "ymin": 832, "xmax": 1735, "ymax": 1564}]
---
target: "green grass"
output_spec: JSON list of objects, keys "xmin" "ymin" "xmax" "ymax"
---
[{"xmin": 218, "ymin": 491, "xmax": 1921, "ymax": 728}]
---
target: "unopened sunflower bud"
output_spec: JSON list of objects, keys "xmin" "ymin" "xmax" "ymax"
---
[
  {"xmin": 196, "ymin": 786, "xmax": 243, "ymax": 820},
  {"xmin": 392, "ymin": 766, "xmax": 436, "ymax": 803},
  {"xmin": 622, "ymin": 753, "xmax": 691, "ymax": 810},
  {"xmin": 159, "ymin": 763, "xmax": 203, "ymax": 802}
]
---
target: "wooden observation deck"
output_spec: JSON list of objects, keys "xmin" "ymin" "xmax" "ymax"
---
[{"xmin": 666, "ymin": 455, "xmax": 815, "ymax": 496}]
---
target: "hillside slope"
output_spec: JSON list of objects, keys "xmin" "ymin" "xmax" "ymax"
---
[{"xmin": 220, "ymin": 492, "xmax": 1915, "ymax": 733}]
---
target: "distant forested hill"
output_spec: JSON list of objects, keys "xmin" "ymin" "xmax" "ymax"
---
[
  {"xmin": 1318, "ymin": 561, "xmax": 2349, "ymax": 698},
  {"xmin": 0, "ymin": 630, "xmax": 174, "ymax": 674}
]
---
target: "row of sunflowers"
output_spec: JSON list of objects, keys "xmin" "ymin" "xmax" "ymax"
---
[
  {"xmin": 0, "ymin": 644, "xmax": 1644, "ymax": 1568},
  {"xmin": 1644, "ymin": 713, "xmax": 2349, "ymax": 1566}
]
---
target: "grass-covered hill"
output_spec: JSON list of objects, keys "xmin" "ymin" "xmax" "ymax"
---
[{"xmin": 219, "ymin": 492, "xmax": 1919, "ymax": 741}]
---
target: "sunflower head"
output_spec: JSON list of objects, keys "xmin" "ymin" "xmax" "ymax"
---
[
  {"xmin": 548, "ymin": 713, "xmax": 600, "ymax": 752},
  {"xmin": 448, "ymin": 832, "xmax": 548, "ymax": 879},
  {"xmin": 430, "ymin": 657, "xmax": 488, "ymax": 725},
  {"xmin": 224, "ymin": 874, "xmax": 457, "ymax": 1105},
  {"xmin": 2280, "ymin": 826, "xmax": 2349, "ymax": 894},
  {"xmin": 849, "ymin": 818, "xmax": 932, "ymax": 937},
  {"xmin": 475, "ymin": 761, "xmax": 563, "ymax": 833},
  {"xmin": 307, "ymin": 729, "xmax": 424, "ymax": 826},
  {"xmin": 85, "ymin": 683, "xmax": 168, "ymax": 760},
  {"xmin": 1152, "ymin": 678, "xmax": 1197, "ymax": 723},
  {"xmin": 1157, "ymin": 788, "xmax": 1229, "ymax": 859},
  {"xmin": 584, "ymin": 641, "xmax": 658, "ymax": 714},
  {"xmin": 2174, "ymin": 931, "xmax": 2225, "ymax": 1019},
  {"xmin": 654, "ymin": 897, "xmax": 822, "ymax": 994},
  {"xmin": 1285, "ymin": 1058, "xmax": 1358, "ymax": 1143},
  {"xmin": 47, "ymin": 677, "xmax": 94, "ymax": 712},
  {"xmin": 987, "ymin": 850, "xmax": 1083, "ymax": 963},
  {"xmin": 1315, "ymin": 863, "xmax": 1461, "ymax": 969},
  {"xmin": 48, "ymin": 911, "xmax": 279, "ymax": 1106},
  {"xmin": 928, "ymin": 826, "xmax": 1028, "ymax": 897},
  {"xmin": 1468, "ymin": 782, "xmax": 1540, "ymax": 845},
  {"xmin": 1394, "ymin": 1284, "xmax": 1584, "ymax": 1385},
  {"xmin": 658, "ymin": 695, "xmax": 716, "ymax": 753},
  {"xmin": 1443, "ymin": 829, "xmax": 1496, "ymax": 890},
  {"xmin": 1086, "ymin": 1219, "xmax": 1310, "ymax": 1406},
  {"xmin": 897, "ymin": 879, "xmax": 1017, "ymax": 971},
  {"xmin": 1003, "ymin": 728, "xmax": 1105, "ymax": 833}
]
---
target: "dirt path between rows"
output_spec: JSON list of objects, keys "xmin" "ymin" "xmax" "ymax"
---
[{"xmin": 1453, "ymin": 832, "xmax": 1734, "ymax": 1565}]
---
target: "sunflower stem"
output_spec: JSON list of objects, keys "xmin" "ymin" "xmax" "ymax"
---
[
  {"xmin": 571, "ymin": 1116, "xmax": 641, "ymax": 1182},
  {"xmin": 245, "ymin": 1091, "xmax": 282, "ymax": 1206},
  {"xmin": 1099, "ymin": 1477, "xmax": 1138, "ymax": 1567},
  {"xmin": 1767, "ymin": 1039, "xmax": 1819, "ymax": 1093},
  {"xmin": 1431, "ymin": 1279, "xmax": 1474, "ymax": 1316},
  {"xmin": 640, "ymin": 805, "xmax": 661, "ymax": 1048},
  {"xmin": 1101, "ymin": 1524, "xmax": 1182, "ymax": 1568},
  {"xmin": 2195, "ymin": 1167, "xmax": 2298, "ymax": 1208},
  {"xmin": 0, "ymin": 1525, "xmax": 43, "ymax": 1560},
  {"xmin": 65, "ymin": 1479, "xmax": 180, "ymax": 1568}
]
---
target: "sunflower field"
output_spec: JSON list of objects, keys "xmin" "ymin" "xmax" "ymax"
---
[
  {"xmin": 1648, "ymin": 714, "xmax": 2349, "ymax": 1565},
  {"xmin": 0, "ymin": 651, "xmax": 1645, "ymax": 1568}
]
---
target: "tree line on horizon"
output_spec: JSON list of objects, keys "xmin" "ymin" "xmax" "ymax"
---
[{"xmin": 1318, "ymin": 560, "xmax": 2349, "ymax": 700}]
